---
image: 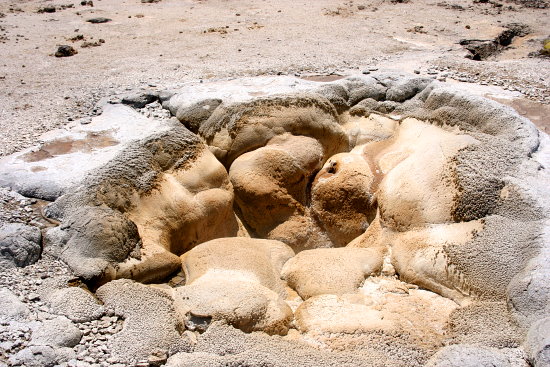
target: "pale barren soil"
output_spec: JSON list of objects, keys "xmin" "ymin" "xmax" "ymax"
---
[{"xmin": 0, "ymin": 0, "xmax": 548, "ymax": 156}]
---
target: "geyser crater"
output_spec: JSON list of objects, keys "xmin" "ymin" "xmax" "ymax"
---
[{"xmin": 0, "ymin": 73, "xmax": 548, "ymax": 366}]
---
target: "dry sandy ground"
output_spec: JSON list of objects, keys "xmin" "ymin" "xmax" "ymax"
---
[{"xmin": 0, "ymin": 0, "xmax": 548, "ymax": 157}]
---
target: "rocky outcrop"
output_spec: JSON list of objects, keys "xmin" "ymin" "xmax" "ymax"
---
[
  {"xmin": 176, "ymin": 238, "xmax": 294, "ymax": 335},
  {"xmin": 0, "ymin": 74, "xmax": 548, "ymax": 366}
]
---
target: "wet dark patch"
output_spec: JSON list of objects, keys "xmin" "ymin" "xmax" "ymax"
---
[
  {"xmin": 487, "ymin": 96, "xmax": 550, "ymax": 134},
  {"xmin": 300, "ymin": 74, "xmax": 346, "ymax": 82},
  {"xmin": 22, "ymin": 132, "xmax": 119, "ymax": 162}
]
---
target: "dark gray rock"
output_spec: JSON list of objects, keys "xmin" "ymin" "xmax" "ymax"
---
[
  {"xmin": 507, "ymin": 248, "xmax": 550, "ymax": 327},
  {"xmin": 349, "ymin": 98, "xmax": 380, "ymax": 116},
  {"xmin": 460, "ymin": 23, "xmax": 531, "ymax": 60},
  {"xmin": 384, "ymin": 76, "xmax": 432, "ymax": 102},
  {"xmin": 45, "ymin": 206, "xmax": 140, "ymax": 281},
  {"xmin": 425, "ymin": 344, "xmax": 511, "ymax": 367},
  {"xmin": 31, "ymin": 317, "xmax": 82, "ymax": 348},
  {"xmin": 87, "ymin": 17, "xmax": 112, "ymax": 24},
  {"xmin": 340, "ymin": 75, "xmax": 387, "ymax": 105},
  {"xmin": 459, "ymin": 39, "xmax": 499, "ymax": 60},
  {"xmin": 38, "ymin": 6, "xmax": 56, "ymax": 13},
  {"xmin": 55, "ymin": 45, "xmax": 78, "ymax": 58},
  {"xmin": 375, "ymin": 100, "xmax": 400, "ymax": 113},
  {"xmin": 421, "ymin": 87, "xmax": 539, "ymax": 156},
  {"xmin": 0, "ymin": 223, "xmax": 41, "ymax": 269}
]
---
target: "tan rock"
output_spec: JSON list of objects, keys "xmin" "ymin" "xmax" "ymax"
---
[
  {"xmin": 295, "ymin": 277, "xmax": 458, "ymax": 345},
  {"xmin": 229, "ymin": 134, "xmax": 332, "ymax": 251},
  {"xmin": 310, "ymin": 151, "xmax": 378, "ymax": 247},
  {"xmin": 116, "ymin": 149, "xmax": 240, "ymax": 282},
  {"xmin": 200, "ymin": 94, "xmax": 349, "ymax": 167},
  {"xmin": 281, "ymin": 247, "xmax": 385, "ymax": 299},
  {"xmin": 180, "ymin": 237, "xmax": 294, "ymax": 295},
  {"xmin": 374, "ymin": 118, "xmax": 477, "ymax": 230},
  {"xmin": 128, "ymin": 149, "xmax": 239, "ymax": 256},
  {"xmin": 175, "ymin": 238, "xmax": 295, "ymax": 335},
  {"xmin": 174, "ymin": 277, "xmax": 293, "ymax": 335},
  {"xmin": 350, "ymin": 215, "xmax": 484, "ymax": 304},
  {"xmin": 340, "ymin": 113, "xmax": 398, "ymax": 148}
]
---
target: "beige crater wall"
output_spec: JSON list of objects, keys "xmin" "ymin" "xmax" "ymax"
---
[
  {"xmin": 163, "ymin": 109, "xmax": 488, "ymax": 340},
  {"xmin": 116, "ymin": 149, "xmax": 240, "ymax": 282}
]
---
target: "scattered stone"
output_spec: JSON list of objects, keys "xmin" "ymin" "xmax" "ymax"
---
[
  {"xmin": 86, "ymin": 17, "xmax": 111, "ymax": 24},
  {"xmin": 142, "ymin": 0, "xmax": 161, "ymax": 2},
  {"xmin": 55, "ymin": 45, "xmax": 78, "ymax": 57},
  {"xmin": 148, "ymin": 348, "xmax": 168, "ymax": 366},
  {"xmin": 81, "ymin": 39, "xmax": 105, "ymax": 48},
  {"xmin": 69, "ymin": 34, "xmax": 85, "ymax": 42},
  {"xmin": 81, "ymin": 0, "xmax": 94, "ymax": 6},
  {"xmin": 0, "ymin": 287, "xmax": 30, "ymax": 321},
  {"xmin": 10, "ymin": 345, "xmax": 58, "ymax": 367},
  {"xmin": 38, "ymin": 6, "xmax": 56, "ymax": 14},
  {"xmin": 31, "ymin": 317, "xmax": 82, "ymax": 348},
  {"xmin": 407, "ymin": 25, "xmax": 427, "ymax": 33},
  {"xmin": 437, "ymin": 2, "xmax": 466, "ymax": 10}
]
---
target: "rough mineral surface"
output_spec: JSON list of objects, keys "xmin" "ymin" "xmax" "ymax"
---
[
  {"xmin": 0, "ymin": 74, "xmax": 548, "ymax": 366},
  {"xmin": 0, "ymin": 223, "xmax": 41, "ymax": 270}
]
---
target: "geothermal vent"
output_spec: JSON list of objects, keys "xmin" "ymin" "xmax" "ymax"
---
[{"xmin": 0, "ymin": 74, "xmax": 548, "ymax": 367}]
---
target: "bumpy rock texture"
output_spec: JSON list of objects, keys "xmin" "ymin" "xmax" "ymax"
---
[
  {"xmin": 0, "ymin": 74, "xmax": 548, "ymax": 366},
  {"xmin": 0, "ymin": 223, "xmax": 41, "ymax": 269}
]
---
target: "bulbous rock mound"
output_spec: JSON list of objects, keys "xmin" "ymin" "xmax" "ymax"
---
[{"xmin": 0, "ymin": 73, "xmax": 548, "ymax": 366}]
